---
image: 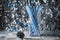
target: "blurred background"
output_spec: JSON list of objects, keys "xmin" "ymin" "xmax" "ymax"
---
[{"xmin": 0, "ymin": 0, "xmax": 60, "ymax": 40}]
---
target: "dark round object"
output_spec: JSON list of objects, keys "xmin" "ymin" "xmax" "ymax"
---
[
  {"xmin": 17, "ymin": 31, "xmax": 25, "ymax": 39},
  {"xmin": 58, "ymin": 6, "xmax": 60, "ymax": 11}
]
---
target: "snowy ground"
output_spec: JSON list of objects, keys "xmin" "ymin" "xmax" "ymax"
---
[
  {"xmin": 0, "ymin": 31, "xmax": 60, "ymax": 40},
  {"xmin": 0, "ymin": 36, "xmax": 60, "ymax": 40}
]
